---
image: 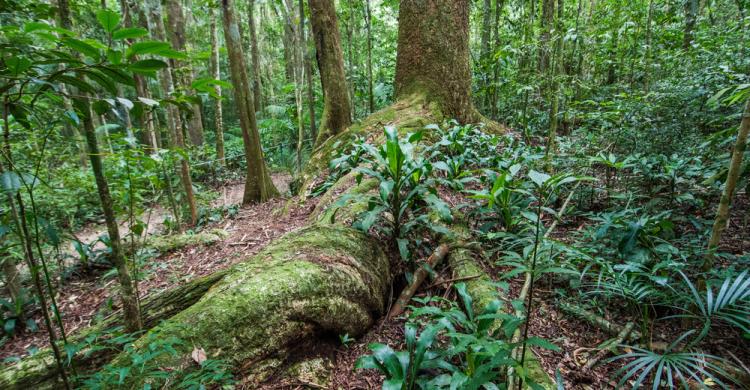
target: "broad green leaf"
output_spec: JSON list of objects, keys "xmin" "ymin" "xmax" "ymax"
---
[
  {"xmin": 5, "ymin": 57, "xmax": 31, "ymax": 76},
  {"xmin": 0, "ymin": 172, "xmax": 21, "ymax": 196},
  {"xmin": 128, "ymin": 59, "xmax": 168, "ymax": 75},
  {"xmin": 528, "ymin": 170, "xmax": 551, "ymax": 187},
  {"xmin": 112, "ymin": 27, "xmax": 148, "ymax": 40},
  {"xmin": 96, "ymin": 9, "xmax": 121, "ymax": 33},
  {"xmin": 126, "ymin": 41, "xmax": 170, "ymax": 59},
  {"xmin": 62, "ymin": 38, "xmax": 101, "ymax": 59}
]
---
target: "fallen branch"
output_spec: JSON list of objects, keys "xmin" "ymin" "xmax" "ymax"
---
[
  {"xmin": 583, "ymin": 321, "xmax": 635, "ymax": 370},
  {"xmin": 387, "ymin": 243, "xmax": 451, "ymax": 319},
  {"xmin": 557, "ymin": 301, "xmax": 641, "ymax": 342},
  {"xmin": 426, "ymin": 274, "xmax": 481, "ymax": 289}
]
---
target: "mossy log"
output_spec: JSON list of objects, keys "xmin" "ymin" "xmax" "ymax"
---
[
  {"xmin": 115, "ymin": 224, "xmax": 390, "ymax": 387},
  {"xmin": 0, "ymin": 270, "xmax": 229, "ymax": 389}
]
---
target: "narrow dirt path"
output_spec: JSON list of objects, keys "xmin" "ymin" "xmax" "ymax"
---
[{"xmin": 0, "ymin": 173, "xmax": 313, "ymax": 361}]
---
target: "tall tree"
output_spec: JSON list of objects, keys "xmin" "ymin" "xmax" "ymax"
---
[
  {"xmin": 300, "ymin": 0, "xmax": 317, "ymax": 142},
  {"xmin": 148, "ymin": 0, "xmax": 199, "ymax": 225},
  {"xmin": 248, "ymin": 0, "xmax": 263, "ymax": 113},
  {"xmin": 165, "ymin": 0, "xmax": 205, "ymax": 146},
  {"xmin": 209, "ymin": 7, "xmax": 225, "ymax": 163},
  {"xmin": 684, "ymin": 0, "xmax": 699, "ymax": 48},
  {"xmin": 394, "ymin": 0, "xmax": 480, "ymax": 123},
  {"xmin": 704, "ymin": 97, "xmax": 750, "ymax": 271},
  {"xmin": 309, "ymin": 0, "xmax": 353, "ymax": 145},
  {"xmin": 121, "ymin": 0, "xmax": 158, "ymax": 150},
  {"xmin": 221, "ymin": 0, "xmax": 279, "ymax": 203},
  {"xmin": 364, "ymin": 0, "xmax": 375, "ymax": 114}
]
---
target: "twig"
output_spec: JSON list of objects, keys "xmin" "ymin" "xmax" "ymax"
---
[{"xmin": 583, "ymin": 322, "xmax": 634, "ymax": 370}]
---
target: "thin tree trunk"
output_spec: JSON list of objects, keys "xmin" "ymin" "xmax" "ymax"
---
[
  {"xmin": 165, "ymin": 0, "xmax": 205, "ymax": 146},
  {"xmin": 644, "ymin": 0, "xmax": 654, "ymax": 92},
  {"xmin": 309, "ymin": 0, "xmax": 353, "ymax": 145},
  {"xmin": 209, "ymin": 8, "xmax": 225, "ymax": 164},
  {"xmin": 539, "ymin": 0, "xmax": 555, "ymax": 73},
  {"xmin": 364, "ymin": 0, "xmax": 375, "ymax": 114},
  {"xmin": 704, "ymin": 98, "xmax": 750, "ymax": 270},
  {"xmin": 81, "ymin": 104, "xmax": 143, "ymax": 334},
  {"xmin": 684, "ymin": 0, "xmax": 698, "ymax": 49},
  {"xmin": 121, "ymin": 0, "xmax": 158, "ymax": 150},
  {"xmin": 301, "ymin": 0, "xmax": 317, "ymax": 143},
  {"xmin": 248, "ymin": 0, "xmax": 263, "ymax": 113},
  {"xmin": 148, "ymin": 0, "xmax": 198, "ymax": 225},
  {"xmin": 221, "ymin": 0, "xmax": 279, "ymax": 203}
]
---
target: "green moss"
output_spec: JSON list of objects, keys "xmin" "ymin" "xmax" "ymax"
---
[
  {"xmin": 285, "ymin": 357, "xmax": 334, "ymax": 387},
  {"xmin": 113, "ymin": 224, "xmax": 390, "ymax": 387},
  {"xmin": 147, "ymin": 229, "xmax": 229, "ymax": 253}
]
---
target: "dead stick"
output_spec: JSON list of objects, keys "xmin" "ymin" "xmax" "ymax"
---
[
  {"xmin": 583, "ymin": 321, "xmax": 635, "ymax": 370},
  {"xmin": 426, "ymin": 274, "xmax": 481, "ymax": 289},
  {"xmin": 387, "ymin": 243, "xmax": 451, "ymax": 319}
]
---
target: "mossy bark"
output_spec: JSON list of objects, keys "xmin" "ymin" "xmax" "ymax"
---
[
  {"xmin": 114, "ymin": 224, "xmax": 390, "ymax": 387},
  {"xmin": 0, "ymin": 271, "xmax": 228, "ymax": 389},
  {"xmin": 309, "ymin": 0, "xmax": 353, "ymax": 146}
]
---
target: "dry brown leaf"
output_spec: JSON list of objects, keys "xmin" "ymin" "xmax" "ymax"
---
[{"xmin": 191, "ymin": 347, "xmax": 207, "ymax": 365}]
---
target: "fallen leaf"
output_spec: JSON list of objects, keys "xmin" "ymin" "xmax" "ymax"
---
[{"xmin": 191, "ymin": 347, "xmax": 207, "ymax": 365}]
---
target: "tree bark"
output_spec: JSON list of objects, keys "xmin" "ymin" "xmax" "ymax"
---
[
  {"xmin": 81, "ymin": 105, "xmax": 142, "ymax": 334},
  {"xmin": 221, "ymin": 0, "xmax": 279, "ymax": 203},
  {"xmin": 365, "ymin": 0, "xmax": 375, "ymax": 114},
  {"xmin": 209, "ymin": 8, "xmax": 226, "ymax": 164},
  {"xmin": 301, "ymin": 0, "xmax": 318, "ymax": 143},
  {"xmin": 309, "ymin": 0, "xmax": 353, "ymax": 145},
  {"xmin": 248, "ymin": 0, "xmax": 263, "ymax": 113},
  {"xmin": 121, "ymin": 0, "xmax": 159, "ymax": 150},
  {"xmin": 704, "ymin": 98, "xmax": 750, "ymax": 271},
  {"xmin": 165, "ymin": 0, "xmax": 205, "ymax": 146},
  {"xmin": 684, "ymin": 0, "xmax": 698, "ymax": 49},
  {"xmin": 394, "ymin": 0, "xmax": 478, "ymax": 123},
  {"xmin": 148, "ymin": 0, "xmax": 199, "ymax": 225}
]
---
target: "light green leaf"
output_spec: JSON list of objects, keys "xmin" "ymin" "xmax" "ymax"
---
[{"xmin": 96, "ymin": 9, "xmax": 121, "ymax": 33}]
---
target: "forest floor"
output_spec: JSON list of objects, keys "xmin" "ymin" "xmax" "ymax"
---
[{"xmin": 2, "ymin": 171, "xmax": 748, "ymax": 389}]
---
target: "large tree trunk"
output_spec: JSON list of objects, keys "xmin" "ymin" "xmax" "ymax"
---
[
  {"xmin": 221, "ymin": 0, "xmax": 279, "ymax": 203},
  {"xmin": 309, "ymin": 0, "xmax": 352, "ymax": 146},
  {"xmin": 1, "ymin": 2, "xmax": 510, "ymax": 388},
  {"xmin": 394, "ymin": 0, "xmax": 479, "ymax": 123}
]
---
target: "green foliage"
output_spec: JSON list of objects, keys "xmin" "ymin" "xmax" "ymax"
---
[{"xmin": 356, "ymin": 283, "xmax": 557, "ymax": 389}]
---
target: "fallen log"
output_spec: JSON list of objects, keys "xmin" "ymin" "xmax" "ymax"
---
[{"xmin": 557, "ymin": 301, "xmax": 641, "ymax": 342}]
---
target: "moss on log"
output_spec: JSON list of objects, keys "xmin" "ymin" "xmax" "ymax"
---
[
  {"xmin": 114, "ymin": 224, "xmax": 390, "ymax": 387},
  {"xmin": 0, "ymin": 271, "xmax": 228, "ymax": 390}
]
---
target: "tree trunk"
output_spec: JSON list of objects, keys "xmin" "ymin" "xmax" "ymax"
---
[
  {"xmin": 148, "ymin": 0, "xmax": 199, "ymax": 225},
  {"xmin": 394, "ymin": 0, "xmax": 479, "ymax": 123},
  {"xmin": 365, "ymin": 0, "xmax": 375, "ymax": 114},
  {"xmin": 704, "ymin": 98, "xmax": 750, "ymax": 271},
  {"xmin": 121, "ymin": 0, "xmax": 158, "ymax": 150},
  {"xmin": 165, "ymin": 0, "xmax": 205, "ymax": 146},
  {"xmin": 81, "ymin": 105, "xmax": 143, "ymax": 335},
  {"xmin": 684, "ymin": 0, "xmax": 698, "ymax": 49},
  {"xmin": 301, "ymin": 0, "xmax": 318, "ymax": 143},
  {"xmin": 248, "ymin": 0, "xmax": 263, "ymax": 113},
  {"xmin": 221, "ymin": 0, "xmax": 279, "ymax": 203},
  {"xmin": 309, "ymin": 0, "xmax": 353, "ymax": 145},
  {"xmin": 539, "ymin": 0, "xmax": 555, "ymax": 74},
  {"xmin": 209, "ymin": 8, "xmax": 225, "ymax": 164}
]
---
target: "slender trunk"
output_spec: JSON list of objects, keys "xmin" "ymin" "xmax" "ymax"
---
[
  {"xmin": 684, "ymin": 0, "xmax": 698, "ymax": 49},
  {"xmin": 221, "ymin": 0, "xmax": 279, "ymax": 203},
  {"xmin": 209, "ymin": 8, "xmax": 225, "ymax": 164},
  {"xmin": 81, "ymin": 103, "xmax": 143, "ymax": 334},
  {"xmin": 165, "ymin": 0, "xmax": 204, "ymax": 146},
  {"xmin": 364, "ymin": 0, "xmax": 375, "ymax": 114},
  {"xmin": 275, "ymin": 1, "xmax": 296, "ymax": 83},
  {"xmin": 704, "ymin": 98, "xmax": 750, "ymax": 270},
  {"xmin": 302, "ymin": 0, "xmax": 318, "ymax": 143},
  {"xmin": 490, "ymin": 0, "xmax": 504, "ymax": 118},
  {"xmin": 539, "ymin": 0, "xmax": 555, "ymax": 73},
  {"xmin": 148, "ymin": 0, "xmax": 198, "ymax": 225},
  {"xmin": 644, "ymin": 0, "xmax": 654, "ymax": 92},
  {"xmin": 248, "ymin": 0, "xmax": 263, "ymax": 113},
  {"xmin": 120, "ymin": 0, "xmax": 158, "ymax": 150},
  {"xmin": 309, "ymin": 0, "xmax": 353, "ymax": 145}
]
